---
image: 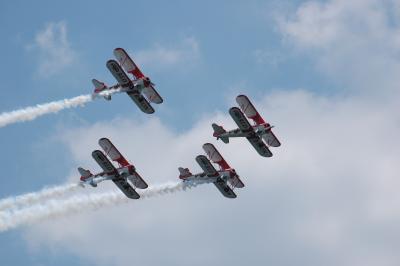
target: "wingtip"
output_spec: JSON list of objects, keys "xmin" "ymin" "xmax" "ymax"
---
[
  {"xmin": 202, "ymin": 143, "xmax": 214, "ymax": 150},
  {"xmin": 129, "ymin": 195, "xmax": 141, "ymax": 200},
  {"xmin": 236, "ymin": 94, "xmax": 248, "ymax": 102},
  {"xmin": 229, "ymin": 106, "xmax": 241, "ymax": 113},
  {"xmin": 98, "ymin": 137, "xmax": 110, "ymax": 144},
  {"xmin": 262, "ymin": 153, "xmax": 273, "ymax": 158}
]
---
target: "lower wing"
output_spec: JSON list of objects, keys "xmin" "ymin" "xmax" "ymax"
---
[
  {"xmin": 128, "ymin": 172, "xmax": 148, "ymax": 189},
  {"xmin": 112, "ymin": 177, "xmax": 140, "ymax": 199},
  {"xmin": 126, "ymin": 91, "xmax": 155, "ymax": 114},
  {"xmin": 142, "ymin": 86, "xmax": 163, "ymax": 104},
  {"xmin": 213, "ymin": 177, "xmax": 237, "ymax": 198},
  {"xmin": 246, "ymin": 135, "xmax": 273, "ymax": 157},
  {"xmin": 262, "ymin": 131, "xmax": 281, "ymax": 147},
  {"xmin": 228, "ymin": 176, "xmax": 245, "ymax": 188}
]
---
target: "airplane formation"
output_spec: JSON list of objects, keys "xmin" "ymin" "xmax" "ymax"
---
[{"xmin": 81, "ymin": 48, "xmax": 281, "ymax": 199}]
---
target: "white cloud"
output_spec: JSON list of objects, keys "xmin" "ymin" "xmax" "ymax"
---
[
  {"xmin": 29, "ymin": 21, "xmax": 76, "ymax": 78},
  {"xmin": 278, "ymin": 0, "xmax": 400, "ymax": 96},
  {"xmin": 132, "ymin": 37, "xmax": 200, "ymax": 72},
  {"xmin": 22, "ymin": 88, "xmax": 400, "ymax": 266},
  {"xmin": 19, "ymin": 1, "xmax": 400, "ymax": 265}
]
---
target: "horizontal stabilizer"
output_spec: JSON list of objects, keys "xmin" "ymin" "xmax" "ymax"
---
[
  {"xmin": 78, "ymin": 167, "xmax": 92, "ymax": 180},
  {"xmin": 92, "ymin": 79, "xmax": 111, "ymax": 100},
  {"xmin": 98, "ymin": 138, "xmax": 130, "ymax": 167},
  {"xmin": 236, "ymin": 95, "xmax": 265, "ymax": 125},
  {"xmin": 178, "ymin": 167, "xmax": 192, "ymax": 179},
  {"xmin": 212, "ymin": 123, "xmax": 229, "ymax": 143},
  {"xmin": 92, "ymin": 79, "xmax": 107, "ymax": 92},
  {"xmin": 202, "ymin": 143, "xmax": 230, "ymax": 170}
]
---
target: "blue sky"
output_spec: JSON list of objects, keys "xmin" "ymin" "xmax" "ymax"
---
[
  {"xmin": 0, "ymin": 0, "xmax": 399, "ymax": 265},
  {"xmin": 0, "ymin": 0, "xmax": 313, "ymax": 190}
]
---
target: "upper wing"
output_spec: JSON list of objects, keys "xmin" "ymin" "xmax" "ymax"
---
[
  {"xmin": 246, "ymin": 135, "xmax": 273, "ymax": 157},
  {"xmin": 113, "ymin": 48, "xmax": 145, "ymax": 79},
  {"xmin": 262, "ymin": 131, "xmax": 281, "ymax": 147},
  {"xmin": 112, "ymin": 177, "xmax": 140, "ymax": 199},
  {"xmin": 236, "ymin": 95, "xmax": 265, "ymax": 125},
  {"xmin": 195, "ymin": 155, "xmax": 218, "ymax": 176},
  {"xmin": 213, "ymin": 177, "xmax": 237, "ymax": 199},
  {"xmin": 202, "ymin": 143, "xmax": 244, "ymax": 188},
  {"xmin": 128, "ymin": 172, "xmax": 148, "ymax": 189},
  {"xmin": 236, "ymin": 95, "xmax": 281, "ymax": 147},
  {"xmin": 91, "ymin": 150, "xmax": 117, "ymax": 174},
  {"xmin": 196, "ymin": 153, "xmax": 237, "ymax": 198},
  {"xmin": 106, "ymin": 59, "xmax": 132, "ymax": 87},
  {"xmin": 228, "ymin": 175, "xmax": 245, "ymax": 189},
  {"xmin": 91, "ymin": 150, "xmax": 140, "ymax": 199},
  {"xmin": 202, "ymin": 143, "xmax": 230, "ymax": 170},
  {"xmin": 113, "ymin": 48, "xmax": 163, "ymax": 105},
  {"xmin": 142, "ymin": 86, "xmax": 163, "ymax": 104},
  {"xmin": 126, "ymin": 90, "xmax": 155, "ymax": 114},
  {"xmin": 229, "ymin": 107, "xmax": 253, "ymax": 132},
  {"xmin": 98, "ymin": 138, "xmax": 130, "ymax": 167}
]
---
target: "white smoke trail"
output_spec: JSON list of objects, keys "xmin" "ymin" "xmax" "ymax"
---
[
  {"xmin": 0, "ymin": 180, "xmax": 207, "ymax": 232},
  {"xmin": 0, "ymin": 183, "xmax": 81, "ymax": 211},
  {"xmin": 0, "ymin": 89, "xmax": 121, "ymax": 128}
]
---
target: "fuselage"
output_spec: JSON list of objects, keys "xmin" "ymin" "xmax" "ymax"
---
[
  {"xmin": 93, "ymin": 77, "xmax": 150, "ymax": 97},
  {"xmin": 81, "ymin": 165, "xmax": 135, "ymax": 187},
  {"xmin": 180, "ymin": 169, "xmax": 238, "ymax": 183},
  {"xmin": 220, "ymin": 123, "xmax": 273, "ymax": 139}
]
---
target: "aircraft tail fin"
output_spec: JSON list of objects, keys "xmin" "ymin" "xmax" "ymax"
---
[
  {"xmin": 212, "ymin": 123, "xmax": 229, "ymax": 143},
  {"xmin": 178, "ymin": 167, "xmax": 192, "ymax": 179},
  {"xmin": 78, "ymin": 167, "xmax": 93, "ymax": 181},
  {"xmin": 92, "ymin": 79, "xmax": 111, "ymax": 100}
]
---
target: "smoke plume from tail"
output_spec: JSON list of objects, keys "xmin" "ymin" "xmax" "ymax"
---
[
  {"xmin": 0, "ymin": 180, "xmax": 206, "ymax": 232},
  {"xmin": 0, "ymin": 89, "xmax": 120, "ymax": 128},
  {"xmin": 0, "ymin": 183, "xmax": 81, "ymax": 211}
]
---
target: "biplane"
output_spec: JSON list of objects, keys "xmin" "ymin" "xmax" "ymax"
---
[
  {"xmin": 212, "ymin": 95, "xmax": 281, "ymax": 157},
  {"xmin": 79, "ymin": 138, "xmax": 148, "ymax": 199},
  {"xmin": 92, "ymin": 48, "xmax": 163, "ymax": 114},
  {"xmin": 179, "ymin": 143, "xmax": 244, "ymax": 198}
]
